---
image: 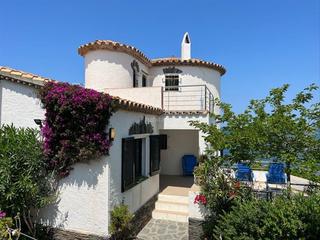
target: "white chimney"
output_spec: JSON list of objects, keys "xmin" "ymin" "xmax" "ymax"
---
[{"xmin": 181, "ymin": 32, "xmax": 191, "ymax": 60}]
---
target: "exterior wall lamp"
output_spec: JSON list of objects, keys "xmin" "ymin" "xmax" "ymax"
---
[
  {"xmin": 34, "ymin": 119, "xmax": 44, "ymax": 128},
  {"xmin": 109, "ymin": 128, "xmax": 116, "ymax": 141}
]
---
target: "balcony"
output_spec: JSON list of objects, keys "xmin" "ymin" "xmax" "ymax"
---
[
  {"xmin": 105, "ymin": 84, "xmax": 214, "ymax": 113},
  {"xmin": 162, "ymin": 85, "xmax": 214, "ymax": 112}
]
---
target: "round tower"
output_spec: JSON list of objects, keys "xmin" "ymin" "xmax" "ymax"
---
[{"xmin": 78, "ymin": 40, "xmax": 151, "ymax": 91}]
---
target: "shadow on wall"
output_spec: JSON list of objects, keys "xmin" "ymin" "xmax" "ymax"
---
[
  {"xmin": 60, "ymin": 157, "xmax": 106, "ymax": 188},
  {"xmin": 38, "ymin": 198, "xmax": 68, "ymax": 229},
  {"xmin": 39, "ymin": 156, "xmax": 107, "ymax": 227}
]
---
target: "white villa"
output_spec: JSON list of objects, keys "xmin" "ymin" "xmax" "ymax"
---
[{"xmin": 0, "ymin": 33, "xmax": 226, "ymax": 238}]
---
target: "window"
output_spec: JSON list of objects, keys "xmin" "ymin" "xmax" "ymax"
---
[
  {"xmin": 142, "ymin": 75, "xmax": 147, "ymax": 87},
  {"xmin": 131, "ymin": 60, "xmax": 140, "ymax": 88},
  {"xmin": 150, "ymin": 135, "xmax": 161, "ymax": 175},
  {"xmin": 165, "ymin": 75, "xmax": 179, "ymax": 91},
  {"xmin": 122, "ymin": 137, "xmax": 143, "ymax": 192},
  {"xmin": 135, "ymin": 139, "xmax": 142, "ymax": 178},
  {"xmin": 159, "ymin": 134, "xmax": 167, "ymax": 150},
  {"xmin": 133, "ymin": 69, "xmax": 138, "ymax": 88}
]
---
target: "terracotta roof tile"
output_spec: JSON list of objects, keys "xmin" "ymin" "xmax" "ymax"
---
[
  {"xmin": 0, "ymin": 66, "xmax": 55, "ymax": 86},
  {"xmin": 0, "ymin": 66, "xmax": 163, "ymax": 115},
  {"xmin": 78, "ymin": 40, "xmax": 226, "ymax": 76},
  {"xmin": 78, "ymin": 40, "xmax": 152, "ymax": 67},
  {"xmin": 164, "ymin": 110, "xmax": 209, "ymax": 115},
  {"xmin": 151, "ymin": 57, "xmax": 226, "ymax": 75}
]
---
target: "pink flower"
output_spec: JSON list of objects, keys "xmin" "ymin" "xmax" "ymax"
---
[
  {"xmin": 0, "ymin": 211, "xmax": 6, "ymax": 218},
  {"xmin": 194, "ymin": 194, "xmax": 207, "ymax": 205}
]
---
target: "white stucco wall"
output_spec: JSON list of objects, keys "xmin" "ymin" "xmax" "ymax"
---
[
  {"xmin": 84, "ymin": 50, "xmax": 221, "ymax": 114},
  {"xmin": 84, "ymin": 50, "xmax": 150, "ymax": 91},
  {"xmin": 40, "ymin": 158, "xmax": 111, "ymax": 236},
  {"xmin": 108, "ymin": 110, "xmax": 160, "ymax": 213},
  {"xmin": 40, "ymin": 110, "xmax": 160, "ymax": 237},
  {"xmin": 0, "ymin": 80, "xmax": 44, "ymax": 128},
  {"xmin": 160, "ymin": 130, "xmax": 199, "ymax": 175},
  {"xmin": 160, "ymin": 114, "xmax": 208, "ymax": 157},
  {"xmin": 106, "ymin": 86, "xmax": 162, "ymax": 108},
  {"xmin": 189, "ymin": 185, "xmax": 206, "ymax": 220},
  {"xmin": 160, "ymin": 114, "xmax": 209, "ymax": 130}
]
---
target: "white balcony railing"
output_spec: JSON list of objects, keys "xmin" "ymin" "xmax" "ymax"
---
[{"xmin": 162, "ymin": 85, "xmax": 214, "ymax": 112}]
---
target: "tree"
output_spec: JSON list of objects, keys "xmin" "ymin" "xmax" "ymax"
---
[
  {"xmin": 190, "ymin": 84, "xmax": 319, "ymax": 239},
  {"xmin": 261, "ymin": 84, "xmax": 320, "ymax": 182},
  {"xmin": 191, "ymin": 83, "xmax": 320, "ymax": 182},
  {"xmin": 0, "ymin": 125, "xmax": 55, "ymax": 237}
]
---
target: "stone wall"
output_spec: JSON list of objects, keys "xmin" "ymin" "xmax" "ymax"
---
[
  {"xmin": 188, "ymin": 218, "xmax": 204, "ymax": 240},
  {"xmin": 131, "ymin": 194, "xmax": 158, "ymax": 237},
  {"xmin": 52, "ymin": 229, "xmax": 106, "ymax": 240}
]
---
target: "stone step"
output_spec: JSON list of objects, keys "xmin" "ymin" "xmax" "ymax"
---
[
  {"xmin": 158, "ymin": 194, "xmax": 189, "ymax": 204},
  {"xmin": 152, "ymin": 209, "xmax": 189, "ymax": 223},
  {"xmin": 155, "ymin": 200, "xmax": 189, "ymax": 213}
]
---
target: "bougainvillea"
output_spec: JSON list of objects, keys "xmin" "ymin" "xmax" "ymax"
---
[{"xmin": 39, "ymin": 82, "xmax": 115, "ymax": 177}]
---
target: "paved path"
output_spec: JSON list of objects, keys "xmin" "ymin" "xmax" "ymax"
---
[{"xmin": 137, "ymin": 219, "xmax": 188, "ymax": 240}]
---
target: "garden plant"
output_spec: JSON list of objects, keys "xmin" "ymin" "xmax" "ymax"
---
[{"xmin": 191, "ymin": 84, "xmax": 320, "ymax": 239}]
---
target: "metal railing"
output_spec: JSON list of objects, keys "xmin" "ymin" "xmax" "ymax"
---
[
  {"xmin": 248, "ymin": 182, "xmax": 320, "ymax": 200},
  {"xmin": 161, "ymin": 85, "xmax": 214, "ymax": 112}
]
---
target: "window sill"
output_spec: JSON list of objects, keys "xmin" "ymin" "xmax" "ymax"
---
[{"xmin": 122, "ymin": 176, "xmax": 149, "ymax": 193}]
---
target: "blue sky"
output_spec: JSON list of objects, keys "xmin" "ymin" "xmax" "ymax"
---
[{"xmin": 0, "ymin": 0, "xmax": 319, "ymax": 112}]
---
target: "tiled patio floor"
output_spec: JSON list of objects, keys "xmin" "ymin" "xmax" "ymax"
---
[{"xmin": 137, "ymin": 219, "xmax": 188, "ymax": 240}]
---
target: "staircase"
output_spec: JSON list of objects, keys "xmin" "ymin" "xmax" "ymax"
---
[{"xmin": 152, "ymin": 186, "xmax": 189, "ymax": 222}]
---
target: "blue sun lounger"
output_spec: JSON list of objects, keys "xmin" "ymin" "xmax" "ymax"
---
[
  {"xmin": 235, "ymin": 163, "xmax": 253, "ymax": 182},
  {"xmin": 266, "ymin": 163, "xmax": 287, "ymax": 184}
]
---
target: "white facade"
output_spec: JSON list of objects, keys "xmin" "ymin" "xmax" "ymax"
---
[
  {"xmin": 106, "ymin": 86, "xmax": 162, "ymax": 108},
  {"xmin": 160, "ymin": 130, "xmax": 199, "ymax": 175},
  {"xmin": 40, "ymin": 110, "xmax": 160, "ymax": 237},
  {"xmin": 0, "ymin": 80, "xmax": 44, "ymax": 128},
  {"xmin": 80, "ymin": 34, "xmax": 225, "ymax": 181},
  {"xmin": 84, "ymin": 50, "xmax": 149, "ymax": 91},
  {"xmin": 150, "ymin": 65, "xmax": 221, "ymax": 113},
  {"xmin": 82, "ymin": 34, "xmax": 223, "ymax": 115},
  {"xmin": 0, "ymin": 32, "xmax": 226, "ymax": 237},
  {"xmin": 0, "ymin": 76, "xmax": 161, "ymax": 237}
]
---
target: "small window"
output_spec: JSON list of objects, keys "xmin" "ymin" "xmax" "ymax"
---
[
  {"xmin": 165, "ymin": 75, "xmax": 179, "ymax": 91},
  {"xmin": 133, "ymin": 69, "xmax": 138, "ymax": 88},
  {"xmin": 131, "ymin": 60, "xmax": 140, "ymax": 88},
  {"xmin": 142, "ymin": 75, "xmax": 147, "ymax": 87}
]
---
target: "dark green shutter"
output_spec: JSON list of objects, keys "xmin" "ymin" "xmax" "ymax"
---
[
  {"xmin": 122, "ymin": 137, "xmax": 135, "ymax": 192},
  {"xmin": 150, "ymin": 135, "xmax": 161, "ymax": 175}
]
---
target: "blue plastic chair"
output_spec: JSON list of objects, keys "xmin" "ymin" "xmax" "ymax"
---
[
  {"xmin": 235, "ymin": 163, "xmax": 253, "ymax": 182},
  {"xmin": 182, "ymin": 155, "xmax": 197, "ymax": 176},
  {"xmin": 266, "ymin": 163, "xmax": 286, "ymax": 184}
]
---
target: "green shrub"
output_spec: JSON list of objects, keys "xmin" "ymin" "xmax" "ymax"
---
[
  {"xmin": 213, "ymin": 194, "xmax": 320, "ymax": 240},
  {"xmin": 0, "ymin": 125, "xmax": 54, "ymax": 237},
  {"xmin": 294, "ymin": 193, "xmax": 320, "ymax": 239},
  {"xmin": 194, "ymin": 156, "xmax": 253, "ymax": 238},
  {"xmin": 109, "ymin": 204, "xmax": 133, "ymax": 240}
]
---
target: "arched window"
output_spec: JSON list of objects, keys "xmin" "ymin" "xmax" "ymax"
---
[{"xmin": 131, "ymin": 60, "xmax": 140, "ymax": 88}]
